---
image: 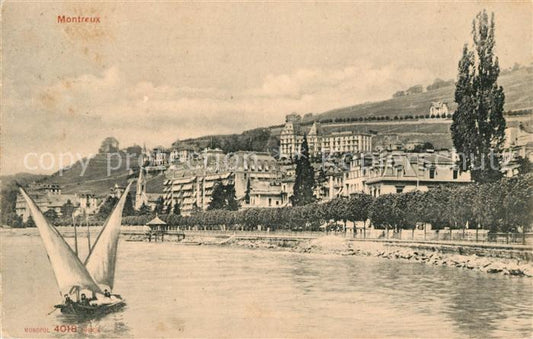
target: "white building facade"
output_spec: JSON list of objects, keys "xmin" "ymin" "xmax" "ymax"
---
[
  {"xmin": 279, "ymin": 116, "xmax": 372, "ymax": 159},
  {"xmin": 342, "ymin": 150, "xmax": 472, "ymax": 197},
  {"xmin": 164, "ymin": 150, "xmax": 282, "ymax": 214}
]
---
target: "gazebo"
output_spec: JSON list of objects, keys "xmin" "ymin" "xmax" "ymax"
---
[
  {"xmin": 146, "ymin": 215, "xmax": 168, "ymax": 231},
  {"xmin": 144, "ymin": 214, "xmax": 185, "ymax": 242}
]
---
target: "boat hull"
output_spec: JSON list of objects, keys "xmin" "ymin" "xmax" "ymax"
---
[{"xmin": 56, "ymin": 299, "xmax": 126, "ymax": 318}]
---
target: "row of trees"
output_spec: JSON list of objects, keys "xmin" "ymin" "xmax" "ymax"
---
[
  {"xmin": 506, "ymin": 109, "xmax": 532, "ymax": 117},
  {"xmin": 369, "ymin": 175, "xmax": 531, "ymax": 232},
  {"xmin": 125, "ymin": 175, "xmax": 531, "ymax": 233},
  {"xmin": 96, "ymin": 193, "xmax": 180, "ymax": 220},
  {"xmin": 318, "ymin": 113, "xmax": 453, "ymax": 124}
]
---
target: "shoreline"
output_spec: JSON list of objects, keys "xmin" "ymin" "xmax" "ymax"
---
[
  {"xmin": 183, "ymin": 233, "xmax": 533, "ymax": 277},
  {"xmin": 3, "ymin": 227, "xmax": 532, "ymax": 277}
]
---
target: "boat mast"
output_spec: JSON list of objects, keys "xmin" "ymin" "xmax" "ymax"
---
[{"xmin": 72, "ymin": 215, "xmax": 78, "ymax": 256}]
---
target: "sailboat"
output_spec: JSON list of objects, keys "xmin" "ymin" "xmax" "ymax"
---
[{"xmin": 19, "ymin": 182, "xmax": 132, "ymax": 318}]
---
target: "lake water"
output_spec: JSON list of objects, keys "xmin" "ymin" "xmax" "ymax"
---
[{"xmin": 2, "ymin": 231, "xmax": 532, "ymax": 338}]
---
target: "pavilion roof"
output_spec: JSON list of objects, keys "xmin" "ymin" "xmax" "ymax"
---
[{"xmin": 146, "ymin": 215, "xmax": 167, "ymax": 225}]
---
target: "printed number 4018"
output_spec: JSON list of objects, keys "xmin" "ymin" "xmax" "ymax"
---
[{"xmin": 54, "ymin": 325, "xmax": 77, "ymax": 333}]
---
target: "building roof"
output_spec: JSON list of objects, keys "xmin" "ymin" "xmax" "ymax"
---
[
  {"xmin": 282, "ymin": 121, "xmax": 373, "ymax": 137},
  {"xmin": 146, "ymin": 215, "xmax": 166, "ymax": 225},
  {"xmin": 367, "ymin": 150, "xmax": 456, "ymax": 179},
  {"xmin": 165, "ymin": 151, "xmax": 278, "ymax": 179}
]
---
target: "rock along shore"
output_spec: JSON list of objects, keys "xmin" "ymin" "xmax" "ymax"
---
[{"xmin": 183, "ymin": 234, "xmax": 533, "ymax": 278}]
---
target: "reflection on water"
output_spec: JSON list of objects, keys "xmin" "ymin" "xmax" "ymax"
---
[
  {"xmin": 2, "ymin": 232, "xmax": 532, "ymax": 338},
  {"xmin": 55, "ymin": 307, "xmax": 130, "ymax": 337}
]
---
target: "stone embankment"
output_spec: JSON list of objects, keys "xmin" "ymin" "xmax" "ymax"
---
[
  {"xmin": 343, "ymin": 241, "xmax": 533, "ymax": 277},
  {"xmin": 186, "ymin": 234, "xmax": 533, "ymax": 278}
]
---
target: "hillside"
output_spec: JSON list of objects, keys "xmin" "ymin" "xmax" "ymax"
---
[
  {"xmin": 312, "ymin": 67, "xmax": 532, "ymax": 122},
  {"xmin": 170, "ymin": 67, "xmax": 532, "ymax": 151},
  {"xmin": 39, "ymin": 152, "xmax": 142, "ymax": 195}
]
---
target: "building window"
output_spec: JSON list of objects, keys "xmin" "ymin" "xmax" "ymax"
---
[
  {"xmin": 453, "ymin": 169, "xmax": 458, "ymax": 179},
  {"xmin": 396, "ymin": 186, "xmax": 404, "ymax": 193},
  {"xmin": 268, "ymin": 198, "xmax": 272, "ymax": 206},
  {"xmin": 429, "ymin": 168, "xmax": 436, "ymax": 179}
]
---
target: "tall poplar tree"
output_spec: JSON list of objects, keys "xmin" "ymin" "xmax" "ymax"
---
[
  {"xmin": 291, "ymin": 135, "xmax": 315, "ymax": 206},
  {"xmin": 451, "ymin": 10, "xmax": 506, "ymax": 183},
  {"xmin": 244, "ymin": 178, "xmax": 251, "ymax": 205}
]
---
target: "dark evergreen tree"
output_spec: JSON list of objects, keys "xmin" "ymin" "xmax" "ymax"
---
[
  {"xmin": 123, "ymin": 193, "xmax": 135, "ymax": 216},
  {"xmin": 4, "ymin": 212, "xmax": 23, "ymax": 228},
  {"xmin": 516, "ymin": 156, "xmax": 531, "ymax": 175},
  {"xmin": 208, "ymin": 181, "xmax": 226, "ymax": 210},
  {"xmin": 138, "ymin": 203, "xmax": 152, "ymax": 216},
  {"xmin": 154, "ymin": 196, "xmax": 165, "ymax": 215},
  {"xmin": 61, "ymin": 199, "xmax": 75, "ymax": 219},
  {"xmin": 226, "ymin": 184, "xmax": 239, "ymax": 211},
  {"xmin": 172, "ymin": 202, "xmax": 181, "ymax": 216},
  {"xmin": 291, "ymin": 135, "xmax": 315, "ymax": 206},
  {"xmin": 207, "ymin": 181, "xmax": 240, "ymax": 211},
  {"xmin": 316, "ymin": 167, "xmax": 328, "ymax": 185},
  {"xmin": 1, "ymin": 189, "xmax": 18, "ymax": 225},
  {"xmin": 25, "ymin": 215, "xmax": 36, "ymax": 228},
  {"xmin": 244, "ymin": 178, "xmax": 251, "ymax": 205},
  {"xmin": 451, "ymin": 10, "xmax": 506, "ymax": 183}
]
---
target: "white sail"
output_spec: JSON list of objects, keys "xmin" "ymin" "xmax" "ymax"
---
[
  {"xmin": 85, "ymin": 182, "xmax": 132, "ymax": 290},
  {"xmin": 19, "ymin": 188, "xmax": 103, "ymax": 296}
]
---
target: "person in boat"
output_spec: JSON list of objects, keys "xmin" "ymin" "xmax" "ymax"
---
[
  {"xmin": 64, "ymin": 294, "xmax": 73, "ymax": 305},
  {"xmin": 104, "ymin": 289, "xmax": 112, "ymax": 298},
  {"xmin": 80, "ymin": 293, "xmax": 90, "ymax": 306}
]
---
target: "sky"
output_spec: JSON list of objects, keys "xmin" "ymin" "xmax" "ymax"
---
[{"xmin": 2, "ymin": 1, "xmax": 532, "ymax": 175}]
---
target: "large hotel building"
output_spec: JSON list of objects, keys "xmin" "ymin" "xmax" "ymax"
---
[
  {"xmin": 279, "ymin": 114, "xmax": 373, "ymax": 159},
  {"xmin": 163, "ymin": 149, "xmax": 284, "ymax": 215}
]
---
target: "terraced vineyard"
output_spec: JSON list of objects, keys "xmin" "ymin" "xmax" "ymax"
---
[{"xmin": 313, "ymin": 67, "xmax": 532, "ymax": 121}]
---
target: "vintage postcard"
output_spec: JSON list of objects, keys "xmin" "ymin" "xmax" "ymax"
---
[{"xmin": 1, "ymin": 1, "xmax": 532, "ymax": 338}]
